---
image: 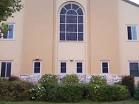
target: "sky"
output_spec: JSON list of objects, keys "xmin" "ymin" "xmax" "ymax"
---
[{"xmin": 130, "ymin": 0, "xmax": 139, "ymax": 4}]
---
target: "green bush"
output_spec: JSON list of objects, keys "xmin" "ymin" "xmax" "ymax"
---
[
  {"xmin": 85, "ymin": 84, "xmax": 129, "ymax": 101},
  {"xmin": 134, "ymin": 85, "xmax": 139, "ymax": 100},
  {"xmin": 39, "ymin": 74, "xmax": 58, "ymax": 87},
  {"xmin": 89, "ymin": 75, "xmax": 107, "ymax": 85},
  {"xmin": 0, "ymin": 78, "xmax": 9, "ymax": 100},
  {"xmin": 121, "ymin": 76, "xmax": 135, "ymax": 97},
  {"xmin": 45, "ymin": 84, "xmax": 83, "ymax": 102},
  {"xmin": 61, "ymin": 74, "xmax": 79, "ymax": 85},
  {"xmin": 0, "ymin": 78, "xmax": 33, "ymax": 101},
  {"xmin": 30, "ymin": 85, "xmax": 46, "ymax": 101}
]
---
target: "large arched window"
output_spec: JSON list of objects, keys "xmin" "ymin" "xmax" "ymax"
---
[{"xmin": 60, "ymin": 2, "xmax": 84, "ymax": 41}]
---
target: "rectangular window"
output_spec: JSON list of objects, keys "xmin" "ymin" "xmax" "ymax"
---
[
  {"xmin": 129, "ymin": 62, "xmax": 139, "ymax": 77},
  {"xmin": 33, "ymin": 61, "xmax": 41, "ymax": 74},
  {"xmin": 0, "ymin": 24, "xmax": 14, "ymax": 40},
  {"xmin": 77, "ymin": 62, "xmax": 82, "ymax": 73},
  {"xmin": 0, "ymin": 61, "xmax": 12, "ymax": 77},
  {"xmin": 127, "ymin": 25, "xmax": 137, "ymax": 41},
  {"xmin": 101, "ymin": 61, "xmax": 109, "ymax": 74},
  {"xmin": 61, "ymin": 62, "xmax": 66, "ymax": 73}
]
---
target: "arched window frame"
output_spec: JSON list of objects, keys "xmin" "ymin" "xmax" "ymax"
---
[{"xmin": 59, "ymin": 2, "xmax": 84, "ymax": 41}]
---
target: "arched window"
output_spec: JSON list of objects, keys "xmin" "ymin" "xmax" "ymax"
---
[{"xmin": 60, "ymin": 2, "xmax": 84, "ymax": 41}]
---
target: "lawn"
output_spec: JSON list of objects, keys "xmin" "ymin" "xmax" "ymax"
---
[{"xmin": 0, "ymin": 100, "xmax": 139, "ymax": 104}]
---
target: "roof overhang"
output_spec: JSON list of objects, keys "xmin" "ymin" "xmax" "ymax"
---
[{"xmin": 123, "ymin": 0, "xmax": 139, "ymax": 7}]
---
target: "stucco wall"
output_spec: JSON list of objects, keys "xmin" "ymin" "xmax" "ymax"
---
[
  {"xmin": 90, "ymin": 0, "xmax": 120, "ymax": 75},
  {"xmin": 21, "ymin": 0, "xmax": 54, "ymax": 75},
  {"xmin": 0, "ymin": 0, "xmax": 139, "ymax": 77},
  {"xmin": 118, "ymin": 0, "xmax": 139, "ymax": 75}
]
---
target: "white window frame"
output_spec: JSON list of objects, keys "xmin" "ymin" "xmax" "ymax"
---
[
  {"xmin": 127, "ymin": 24, "xmax": 138, "ymax": 41},
  {"xmin": 0, "ymin": 60, "xmax": 12, "ymax": 77},
  {"xmin": 0, "ymin": 23, "xmax": 15, "ymax": 41},
  {"xmin": 101, "ymin": 60, "xmax": 110, "ymax": 74},
  {"xmin": 128, "ymin": 60, "xmax": 139, "ymax": 77},
  {"xmin": 33, "ymin": 60, "xmax": 42, "ymax": 75},
  {"xmin": 75, "ymin": 60, "xmax": 84, "ymax": 75},
  {"xmin": 59, "ymin": 60, "xmax": 67, "ymax": 75},
  {"xmin": 59, "ymin": 2, "xmax": 85, "ymax": 42}
]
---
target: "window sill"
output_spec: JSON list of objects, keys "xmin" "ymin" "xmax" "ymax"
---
[
  {"xmin": 126, "ymin": 40, "xmax": 139, "ymax": 42},
  {"xmin": 59, "ymin": 40, "xmax": 85, "ymax": 43},
  {"xmin": 0, "ymin": 39, "xmax": 15, "ymax": 41}
]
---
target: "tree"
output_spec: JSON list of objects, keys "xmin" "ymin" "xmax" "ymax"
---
[{"xmin": 0, "ymin": 0, "xmax": 23, "ymax": 22}]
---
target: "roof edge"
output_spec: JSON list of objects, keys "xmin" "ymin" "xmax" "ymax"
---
[{"xmin": 122, "ymin": 0, "xmax": 139, "ymax": 7}]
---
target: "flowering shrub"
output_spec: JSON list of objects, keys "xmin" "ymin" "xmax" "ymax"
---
[
  {"xmin": 61, "ymin": 74, "xmax": 79, "ymax": 85},
  {"xmin": 90, "ymin": 75, "xmax": 107, "ymax": 85},
  {"xmin": 30, "ymin": 85, "xmax": 46, "ymax": 101},
  {"xmin": 84, "ymin": 84, "xmax": 129, "ymax": 101},
  {"xmin": 39, "ymin": 74, "xmax": 58, "ymax": 87}
]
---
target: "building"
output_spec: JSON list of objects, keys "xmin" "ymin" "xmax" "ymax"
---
[{"xmin": 0, "ymin": 0, "xmax": 139, "ymax": 79}]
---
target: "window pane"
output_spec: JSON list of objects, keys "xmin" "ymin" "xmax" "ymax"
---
[
  {"xmin": 1, "ymin": 62, "xmax": 6, "ymax": 77},
  {"xmin": 7, "ymin": 24, "xmax": 14, "ymax": 39},
  {"xmin": 60, "ymin": 24, "xmax": 65, "ymax": 32},
  {"xmin": 66, "ymin": 16, "xmax": 77, "ymax": 23},
  {"xmin": 66, "ymin": 24, "xmax": 77, "ymax": 32},
  {"xmin": 102, "ymin": 62, "xmax": 108, "ymax": 73},
  {"xmin": 78, "ymin": 24, "xmax": 83, "ymax": 32},
  {"xmin": 78, "ymin": 16, "xmax": 83, "ymax": 23},
  {"xmin": 60, "ymin": 15, "xmax": 65, "ymax": 23},
  {"xmin": 34, "ymin": 62, "xmax": 40, "ymax": 68},
  {"xmin": 130, "ymin": 63, "xmax": 139, "ymax": 77},
  {"xmin": 66, "ymin": 33, "xmax": 77, "ymax": 41},
  {"xmin": 60, "ymin": 8, "xmax": 66, "ymax": 14},
  {"xmin": 77, "ymin": 62, "xmax": 82, "ymax": 73},
  {"xmin": 60, "ymin": 32, "xmax": 65, "ymax": 40},
  {"xmin": 78, "ymin": 33, "xmax": 83, "ymax": 41},
  {"xmin": 127, "ymin": 26, "xmax": 132, "ymax": 40},
  {"xmin": 102, "ymin": 63, "xmax": 108, "ymax": 68},
  {"xmin": 65, "ymin": 4, "xmax": 71, "ymax": 10},
  {"xmin": 132, "ymin": 26, "xmax": 137, "ymax": 40},
  {"xmin": 34, "ymin": 68, "xmax": 40, "ymax": 73},
  {"xmin": 61, "ymin": 62, "xmax": 66, "ymax": 73},
  {"xmin": 67, "ymin": 10, "xmax": 77, "ymax": 15},
  {"xmin": 6, "ymin": 62, "xmax": 11, "ymax": 77},
  {"xmin": 77, "ymin": 8, "xmax": 83, "ymax": 15},
  {"xmin": 72, "ymin": 4, "xmax": 79, "ymax": 10}
]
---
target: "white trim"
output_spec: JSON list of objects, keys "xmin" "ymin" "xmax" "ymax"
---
[
  {"xmin": 58, "ymin": 2, "xmax": 85, "ymax": 42},
  {"xmin": 32, "ymin": 60, "xmax": 42, "ymax": 76},
  {"xmin": 100, "ymin": 60, "xmax": 110, "ymax": 74},
  {"xmin": 0, "ymin": 60, "xmax": 13, "ymax": 77},
  {"xmin": 59, "ymin": 60, "xmax": 68, "ymax": 75},
  {"xmin": 75, "ymin": 60, "xmax": 84, "ymax": 75},
  {"xmin": 128, "ymin": 60, "xmax": 139, "ymax": 76},
  {"xmin": 126, "ymin": 24, "xmax": 138, "ymax": 41}
]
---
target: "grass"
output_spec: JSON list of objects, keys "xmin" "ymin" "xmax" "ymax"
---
[{"xmin": 0, "ymin": 100, "xmax": 139, "ymax": 104}]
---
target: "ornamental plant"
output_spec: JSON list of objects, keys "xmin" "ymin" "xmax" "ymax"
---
[{"xmin": 0, "ymin": 23, "xmax": 8, "ymax": 37}]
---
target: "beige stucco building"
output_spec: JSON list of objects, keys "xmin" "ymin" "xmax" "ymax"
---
[{"xmin": 0, "ymin": 0, "xmax": 139, "ymax": 78}]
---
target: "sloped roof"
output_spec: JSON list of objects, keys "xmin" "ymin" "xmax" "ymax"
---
[{"xmin": 123, "ymin": 0, "xmax": 139, "ymax": 7}]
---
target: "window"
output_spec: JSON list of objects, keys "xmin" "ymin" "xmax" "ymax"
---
[
  {"xmin": 33, "ymin": 61, "xmax": 41, "ymax": 74},
  {"xmin": 0, "ymin": 24, "xmax": 14, "ymax": 40},
  {"xmin": 129, "ymin": 62, "xmax": 139, "ymax": 77},
  {"xmin": 60, "ymin": 2, "xmax": 84, "ymax": 41},
  {"xmin": 0, "ymin": 61, "xmax": 12, "ymax": 77},
  {"xmin": 77, "ymin": 62, "xmax": 82, "ymax": 73},
  {"xmin": 101, "ymin": 61, "xmax": 109, "ymax": 74},
  {"xmin": 127, "ymin": 25, "xmax": 137, "ymax": 41},
  {"xmin": 60, "ymin": 62, "xmax": 66, "ymax": 73}
]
